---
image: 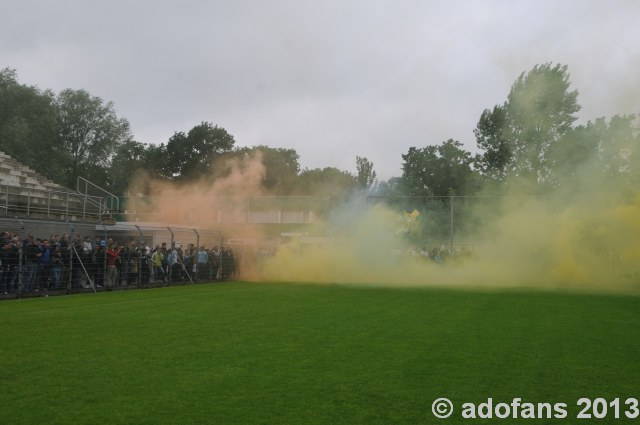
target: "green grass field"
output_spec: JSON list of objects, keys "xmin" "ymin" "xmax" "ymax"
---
[{"xmin": 1, "ymin": 282, "xmax": 639, "ymax": 424}]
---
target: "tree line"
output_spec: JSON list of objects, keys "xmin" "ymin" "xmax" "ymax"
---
[
  {"xmin": 0, "ymin": 67, "xmax": 374, "ymax": 198},
  {"xmin": 1, "ymin": 64, "xmax": 638, "ymax": 200},
  {"xmin": 384, "ymin": 63, "xmax": 638, "ymax": 199}
]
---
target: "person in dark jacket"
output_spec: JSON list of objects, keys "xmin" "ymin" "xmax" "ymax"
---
[
  {"xmin": 23, "ymin": 236, "xmax": 39, "ymax": 292},
  {"xmin": 38, "ymin": 239, "xmax": 51, "ymax": 290}
]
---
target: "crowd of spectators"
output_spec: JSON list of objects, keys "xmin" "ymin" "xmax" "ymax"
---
[{"xmin": 0, "ymin": 230, "xmax": 236, "ymax": 295}]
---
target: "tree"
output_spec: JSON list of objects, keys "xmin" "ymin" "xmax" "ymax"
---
[
  {"xmin": 164, "ymin": 122, "xmax": 235, "ymax": 181},
  {"xmin": 401, "ymin": 139, "xmax": 477, "ymax": 197},
  {"xmin": 476, "ymin": 63, "xmax": 581, "ymax": 185},
  {"xmin": 564, "ymin": 115, "xmax": 639, "ymax": 185},
  {"xmin": 355, "ymin": 156, "xmax": 377, "ymax": 191},
  {"xmin": 373, "ymin": 177, "xmax": 407, "ymax": 197},
  {"xmin": 593, "ymin": 114, "xmax": 639, "ymax": 184},
  {"xmin": 56, "ymin": 89, "xmax": 132, "ymax": 188},
  {"xmin": 474, "ymin": 105, "xmax": 510, "ymax": 182},
  {"xmin": 294, "ymin": 167, "xmax": 356, "ymax": 198},
  {"xmin": 0, "ymin": 68, "xmax": 63, "ymax": 182},
  {"xmin": 546, "ymin": 120, "xmax": 600, "ymax": 187},
  {"xmin": 108, "ymin": 140, "xmax": 155, "ymax": 194},
  {"xmin": 144, "ymin": 142, "xmax": 170, "ymax": 179},
  {"xmin": 234, "ymin": 145, "xmax": 300, "ymax": 193}
]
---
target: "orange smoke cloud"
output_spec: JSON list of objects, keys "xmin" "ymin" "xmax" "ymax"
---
[{"xmin": 127, "ymin": 151, "xmax": 266, "ymax": 226}]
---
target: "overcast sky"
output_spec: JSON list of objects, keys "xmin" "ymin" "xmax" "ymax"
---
[{"xmin": 2, "ymin": 0, "xmax": 639, "ymax": 179}]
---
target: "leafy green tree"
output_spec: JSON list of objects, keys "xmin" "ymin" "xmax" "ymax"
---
[
  {"xmin": 474, "ymin": 105, "xmax": 510, "ymax": 182},
  {"xmin": 546, "ymin": 120, "xmax": 599, "ymax": 187},
  {"xmin": 593, "ymin": 114, "xmax": 639, "ymax": 184},
  {"xmin": 234, "ymin": 145, "xmax": 300, "ymax": 193},
  {"xmin": 294, "ymin": 167, "xmax": 356, "ymax": 198},
  {"xmin": 164, "ymin": 122, "xmax": 235, "ymax": 181},
  {"xmin": 56, "ymin": 88, "xmax": 132, "ymax": 188},
  {"xmin": 367, "ymin": 176, "xmax": 415, "ymax": 216},
  {"xmin": 0, "ymin": 68, "xmax": 63, "ymax": 182},
  {"xmin": 401, "ymin": 139, "xmax": 477, "ymax": 197},
  {"xmin": 476, "ymin": 63, "xmax": 581, "ymax": 185},
  {"xmin": 373, "ymin": 177, "xmax": 406, "ymax": 197},
  {"xmin": 355, "ymin": 156, "xmax": 377, "ymax": 191},
  {"xmin": 144, "ymin": 142, "xmax": 170, "ymax": 179},
  {"xmin": 108, "ymin": 140, "xmax": 155, "ymax": 194},
  {"xmin": 545, "ymin": 114, "xmax": 640, "ymax": 193}
]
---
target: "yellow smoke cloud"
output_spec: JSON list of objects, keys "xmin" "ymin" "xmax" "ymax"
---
[{"xmin": 261, "ymin": 188, "xmax": 640, "ymax": 293}]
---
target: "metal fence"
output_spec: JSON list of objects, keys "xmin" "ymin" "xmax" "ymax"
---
[
  {"xmin": 0, "ymin": 221, "xmax": 234, "ymax": 300},
  {"xmin": 366, "ymin": 195, "xmax": 538, "ymax": 252}
]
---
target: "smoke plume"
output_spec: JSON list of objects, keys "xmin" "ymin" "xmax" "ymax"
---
[{"xmin": 127, "ymin": 127, "xmax": 640, "ymax": 293}]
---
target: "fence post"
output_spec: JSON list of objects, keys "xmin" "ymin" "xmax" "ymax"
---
[
  {"xmin": 193, "ymin": 228, "xmax": 200, "ymax": 283},
  {"xmin": 134, "ymin": 224, "xmax": 144, "ymax": 287},
  {"xmin": 15, "ymin": 217, "xmax": 25, "ymax": 298},
  {"xmin": 68, "ymin": 224, "xmax": 74, "ymax": 292},
  {"xmin": 99, "ymin": 222, "xmax": 109, "ymax": 289},
  {"xmin": 450, "ymin": 195, "xmax": 454, "ymax": 254},
  {"xmin": 167, "ymin": 227, "xmax": 174, "ymax": 284}
]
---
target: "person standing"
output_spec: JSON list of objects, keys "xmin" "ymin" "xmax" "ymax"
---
[
  {"xmin": 151, "ymin": 246, "xmax": 164, "ymax": 284},
  {"xmin": 92, "ymin": 240, "xmax": 107, "ymax": 288},
  {"xmin": 23, "ymin": 236, "xmax": 39, "ymax": 292},
  {"xmin": 127, "ymin": 240, "xmax": 139, "ymax": 286},
  {"xmin": 117, "ymin": 243, "xmax": 129, "ymax": 286},
  {"xmin": 211, "ymin": 246, "xmax": 222, "ymax": 280},
  {"xmin": 50, "ymin": 247, "xmax": 63, "ymax": 289},
  {"xmin": 38, "ymin": 239, "xmax": 51, "ymax": 290},
  {"xmin": 160, "ymin": 242, "xmax": 168, "ymax": 279},
  {"xmin": 196, "ymin": 246, "xmax": 208, "ymax": 282},
  {"xmin": 106, "ymin": 243, "xmax": 120, "ymax": 289},
  {"xmin": 166, "ymin": 244, "xmax": 180, "ymax": 283},
  {"xmin": 1, "ymin": 240, "xmax": 15, "ymax": 294},
  {"xmin": 7, "ymin": 238, "xmax": 20, "ymax": 291},
  {"xmin": 140, "ymin": 242, "xmax": 151, "ymax": 286}
]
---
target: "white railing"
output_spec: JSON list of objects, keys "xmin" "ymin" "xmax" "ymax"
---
[
  {"xmin": 0, "ymin": 184, "xmax": 106, "ymax": 221},
  {"xmin": 76, "ymin": 176, "xmax": 119, "ymax": 217},
  {"xmin": 118, "ymin": 195, "xmax": 325, "ymax": 224}
]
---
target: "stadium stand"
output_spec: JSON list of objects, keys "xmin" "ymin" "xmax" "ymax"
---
[{"xmin": 0, "ymin": 151, "xmax": 109, "ymax": 223}]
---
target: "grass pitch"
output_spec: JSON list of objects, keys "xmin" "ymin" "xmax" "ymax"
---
[{"xmin": 1, "ymin": 282, "xmax": 638, "ymax": 424}]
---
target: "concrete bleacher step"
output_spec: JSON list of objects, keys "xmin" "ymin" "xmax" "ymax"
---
[{"xmin": 0, "ymin": 153, "xmax": 70, "ymax": 192}]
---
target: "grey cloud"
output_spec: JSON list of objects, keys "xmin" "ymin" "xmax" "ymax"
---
[{"xmin": 2, "ymin": 0, "xmax": 639, "ymax": 180}]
